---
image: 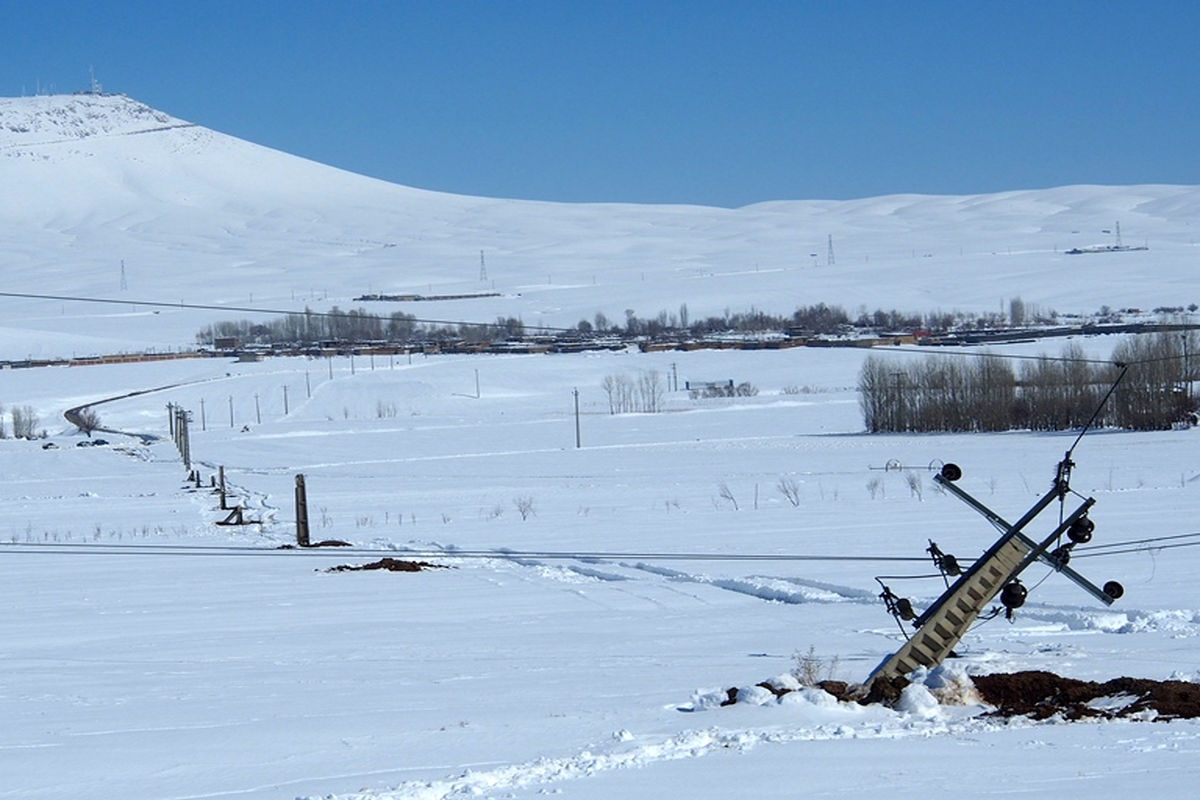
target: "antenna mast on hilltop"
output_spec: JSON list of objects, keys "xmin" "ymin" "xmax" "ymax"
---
[{"xmin": 89, "ymin": 66, "xmax": 103, "ymax": 95}]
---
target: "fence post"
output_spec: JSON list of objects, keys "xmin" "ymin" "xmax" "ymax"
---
[
  {"xmin": 219, "ymin": 465, "xmax": 227, "ymax": 510},
  {"xmin": 295, "ymin": 473, "xmax": 310, "ymax": 547}
]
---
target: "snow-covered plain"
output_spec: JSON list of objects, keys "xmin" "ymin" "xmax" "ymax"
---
[{"xmin": 2, "ymin": 94, "xmax": 1200, "ymax": 799}]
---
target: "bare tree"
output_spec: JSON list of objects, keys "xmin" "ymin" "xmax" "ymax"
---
[
  {"xmin": 866, "ymin": 477, "xmax": 883, "ymax": 500},
  {"xmin": 1009, "ymin": 296, "xmax": 1026, "ymax": 326},
  {"xmin": 74, "ymin": 407, "xmax": 103, "ymax": 437},
  {"xmin": 604, "ymin": 371, "xmax": 664, "ymax": 414},
  {"xmin": 11, "ymin": 405, "xmax": 38, "ymax": 439},
  {"xmin": 1111, "ymin": 331, "xmax": 1199, "ymax": 430},
  {"xmin": 636, "ymin": 370, "xmax": 664, "ymax": 413},
  {"xmin": 717, "ymin": 483, "xmax": 739, "ymax": 511},
  {"xmin": 905, "ymin": 471, "xmax": 924, "ymax": 501},
  {"xmin": 601, "ymin": 374, "xmax": 618, "ymax": 414},
  {"xmin": 513, "ymin": 496, "xmax": 536, "ymax": 521},
  {"xmin": 776, "ymin": 476, "xmax": 802, "ymax": 507}
]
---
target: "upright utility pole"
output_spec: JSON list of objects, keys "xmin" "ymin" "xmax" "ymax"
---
[
  {"xmin": 573, "ymin": 388, "xmax": 581, "ymax": 448},
  {"xmin": 175, "ymin": 408, "xmax": 191, "ymax": 470},
  {"xmin": 295, "ymin": 474, "xmax": 310, "ymax": 547}
]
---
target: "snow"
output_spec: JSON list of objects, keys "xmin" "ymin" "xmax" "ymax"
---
[
  {"xmin": 1, "ymin": 93, "xmax": 1199, "ymax": 799},
  {"xmin": 3, "ymin": 94, "xmax": 1200, "ymax": 361}
]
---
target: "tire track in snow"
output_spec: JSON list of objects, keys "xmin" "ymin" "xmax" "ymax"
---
[
  {"xmin": 400, "ymin": 542, "xmax": 877, "ymax": 609},
  {"xmin": 999, "ymin": 602, "xmax": 1200, "ymax": 637},
  {"xmin": 397, "ymin": 543, "xmax": 1200, "ymax": 635},
  {"xmin": 623, "ymin": 562, "xmax": 876, "ymax": 606}
]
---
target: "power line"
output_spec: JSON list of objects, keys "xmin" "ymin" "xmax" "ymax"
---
[
  {"xmin": 1071, "ymin": 540, "xmax": 1200, "ymax": 559},
  {"xmin": 1071, "ymin": 531, "xmax": 1200, "ymax": 559},
  {"xmin": 0, "ymin": 541, "xmax": 935, "ymax": 563},
  {"xmin": 1078, "ymin": 530, "xmax": 1200, "ymax": 551},
  {"xmin": 7, "ymin": 530, "xmax": 1200, "ymax": 563}
]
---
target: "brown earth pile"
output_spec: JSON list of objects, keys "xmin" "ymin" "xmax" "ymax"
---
[
  {"xmin": 721, "ymin": 670, "xmax": 1200, "ymax": 721},
  {"xmin": 326, "ymin": 558, "xmax": 448, "ymax": 573},
  {"xmin": 970, "ymin": 670, "xmax": 1200, "ymax": 720}
]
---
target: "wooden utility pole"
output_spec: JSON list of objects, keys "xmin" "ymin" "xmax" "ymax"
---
[
  {"xmin": 573, "ymin": 387, "xmax": 581, "ymax": 448},
  {"xmin": 175, "ymin": 408, "xmax": 191, "ymax": 470},
  {"xmin": 295, "ymin": 473, "xmax": 310, "ymax": 547}
]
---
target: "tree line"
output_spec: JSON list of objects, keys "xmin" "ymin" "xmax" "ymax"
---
[
  {"xmin": 197, "ymin": 297, "xmax": 1085, "ymax": 348},
  {"xmin": 859, "ymin": 333, "xmax": 1199, "ymax": 433},
  {"xmin": 198, "ymin": 308, "xmax": 526, "ymax": 347}
]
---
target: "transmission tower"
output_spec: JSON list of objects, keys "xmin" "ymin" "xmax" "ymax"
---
[
  {"xmin": 827, "ymin": 234, "xmax": 835, "ymax": 266},
  {"xmin": 479, "ymin": 250, "xmax": 487, "ymax": 282},
  {"xmin": 120, "ymin": 259, "xmax": 127, "ymax": 291}
]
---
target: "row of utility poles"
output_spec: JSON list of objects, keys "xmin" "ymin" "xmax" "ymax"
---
[
  {"xmin": 176, "ymin": 357, "xmax": 694, "ymax": 450},
  {"xmin": 164, "ymin": 358, "xmax": 700, "ymax": 541}
]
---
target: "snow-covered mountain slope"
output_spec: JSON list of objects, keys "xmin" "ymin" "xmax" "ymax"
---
[{"xmin": 1, "ymin": 92, "xmax": 1198, "ymax": 359}]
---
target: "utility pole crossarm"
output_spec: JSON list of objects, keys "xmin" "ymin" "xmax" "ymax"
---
[{"xmin": 931, "ymin": 473, "xmax": 1115, "ymax": 607}]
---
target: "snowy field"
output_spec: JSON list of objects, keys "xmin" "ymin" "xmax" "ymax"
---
[
  {"xmin": 3, "ymin": 341, "xmax": 1199, "ymax": 800},
  {"xmin": 3, "ymin": 92, "xmax": 1200, "ymax": 799}
]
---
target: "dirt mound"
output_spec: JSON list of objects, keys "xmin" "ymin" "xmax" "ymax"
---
[
  {"xmin": 326, "ymin": 558, "xmax": 448, "ymax": 573},
  {"xmin": 971, "ymin": 670, "xmax": 1200, "ymax": 721},
  {"xmin": 719, "ymin": 671, "xmax": 1200, "ymax": 721}
]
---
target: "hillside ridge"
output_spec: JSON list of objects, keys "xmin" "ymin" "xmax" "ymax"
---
[
  {"xmin": 0, "ymin": 92, "xmax": 1197, "ymax": 361},
  {"xmin": 0, "ymin": 93, "xmax": 191, "ymax": 145}
]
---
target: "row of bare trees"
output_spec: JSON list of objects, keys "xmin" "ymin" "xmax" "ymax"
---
[
  {"xmin": 0, "ymin": 405, "xmax": 42, "ymax": 439},
  {"xmin": 1109, "ymin": 332, "xmax": 1199, "ymax": 430},
  {"xmin": 199, "ymin": 308, "xmax": 525, "ymax": 347},
  {"xmin": 860, "ymin": 333, "xmax": 1198, "ymax": 433},
  {"xmin": 602, "ymin": 370, "xmax": 665, "ymax": 414}
]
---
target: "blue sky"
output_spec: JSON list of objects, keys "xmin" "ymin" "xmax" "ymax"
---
[{"xmin": 4, "ymin": 0, "xmax": 1197, "ymax": 207}]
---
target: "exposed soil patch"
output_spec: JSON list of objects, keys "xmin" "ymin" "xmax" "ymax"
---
[
  {"xmin": 326, "ymin": 557, "xmax": 449, "ymax": 573},
  {"xmin": 721, "ymin": 671, "xmax": 1200, "ymax": 721},
  {"xmin": 971, "ymin": 670, "xmax": 1200, "ymax": 721}
]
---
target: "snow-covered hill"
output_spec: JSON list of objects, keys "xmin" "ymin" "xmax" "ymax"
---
[{"xmin": 1, "ymin": 92, "xmax": 1198, "ymax": 359}]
